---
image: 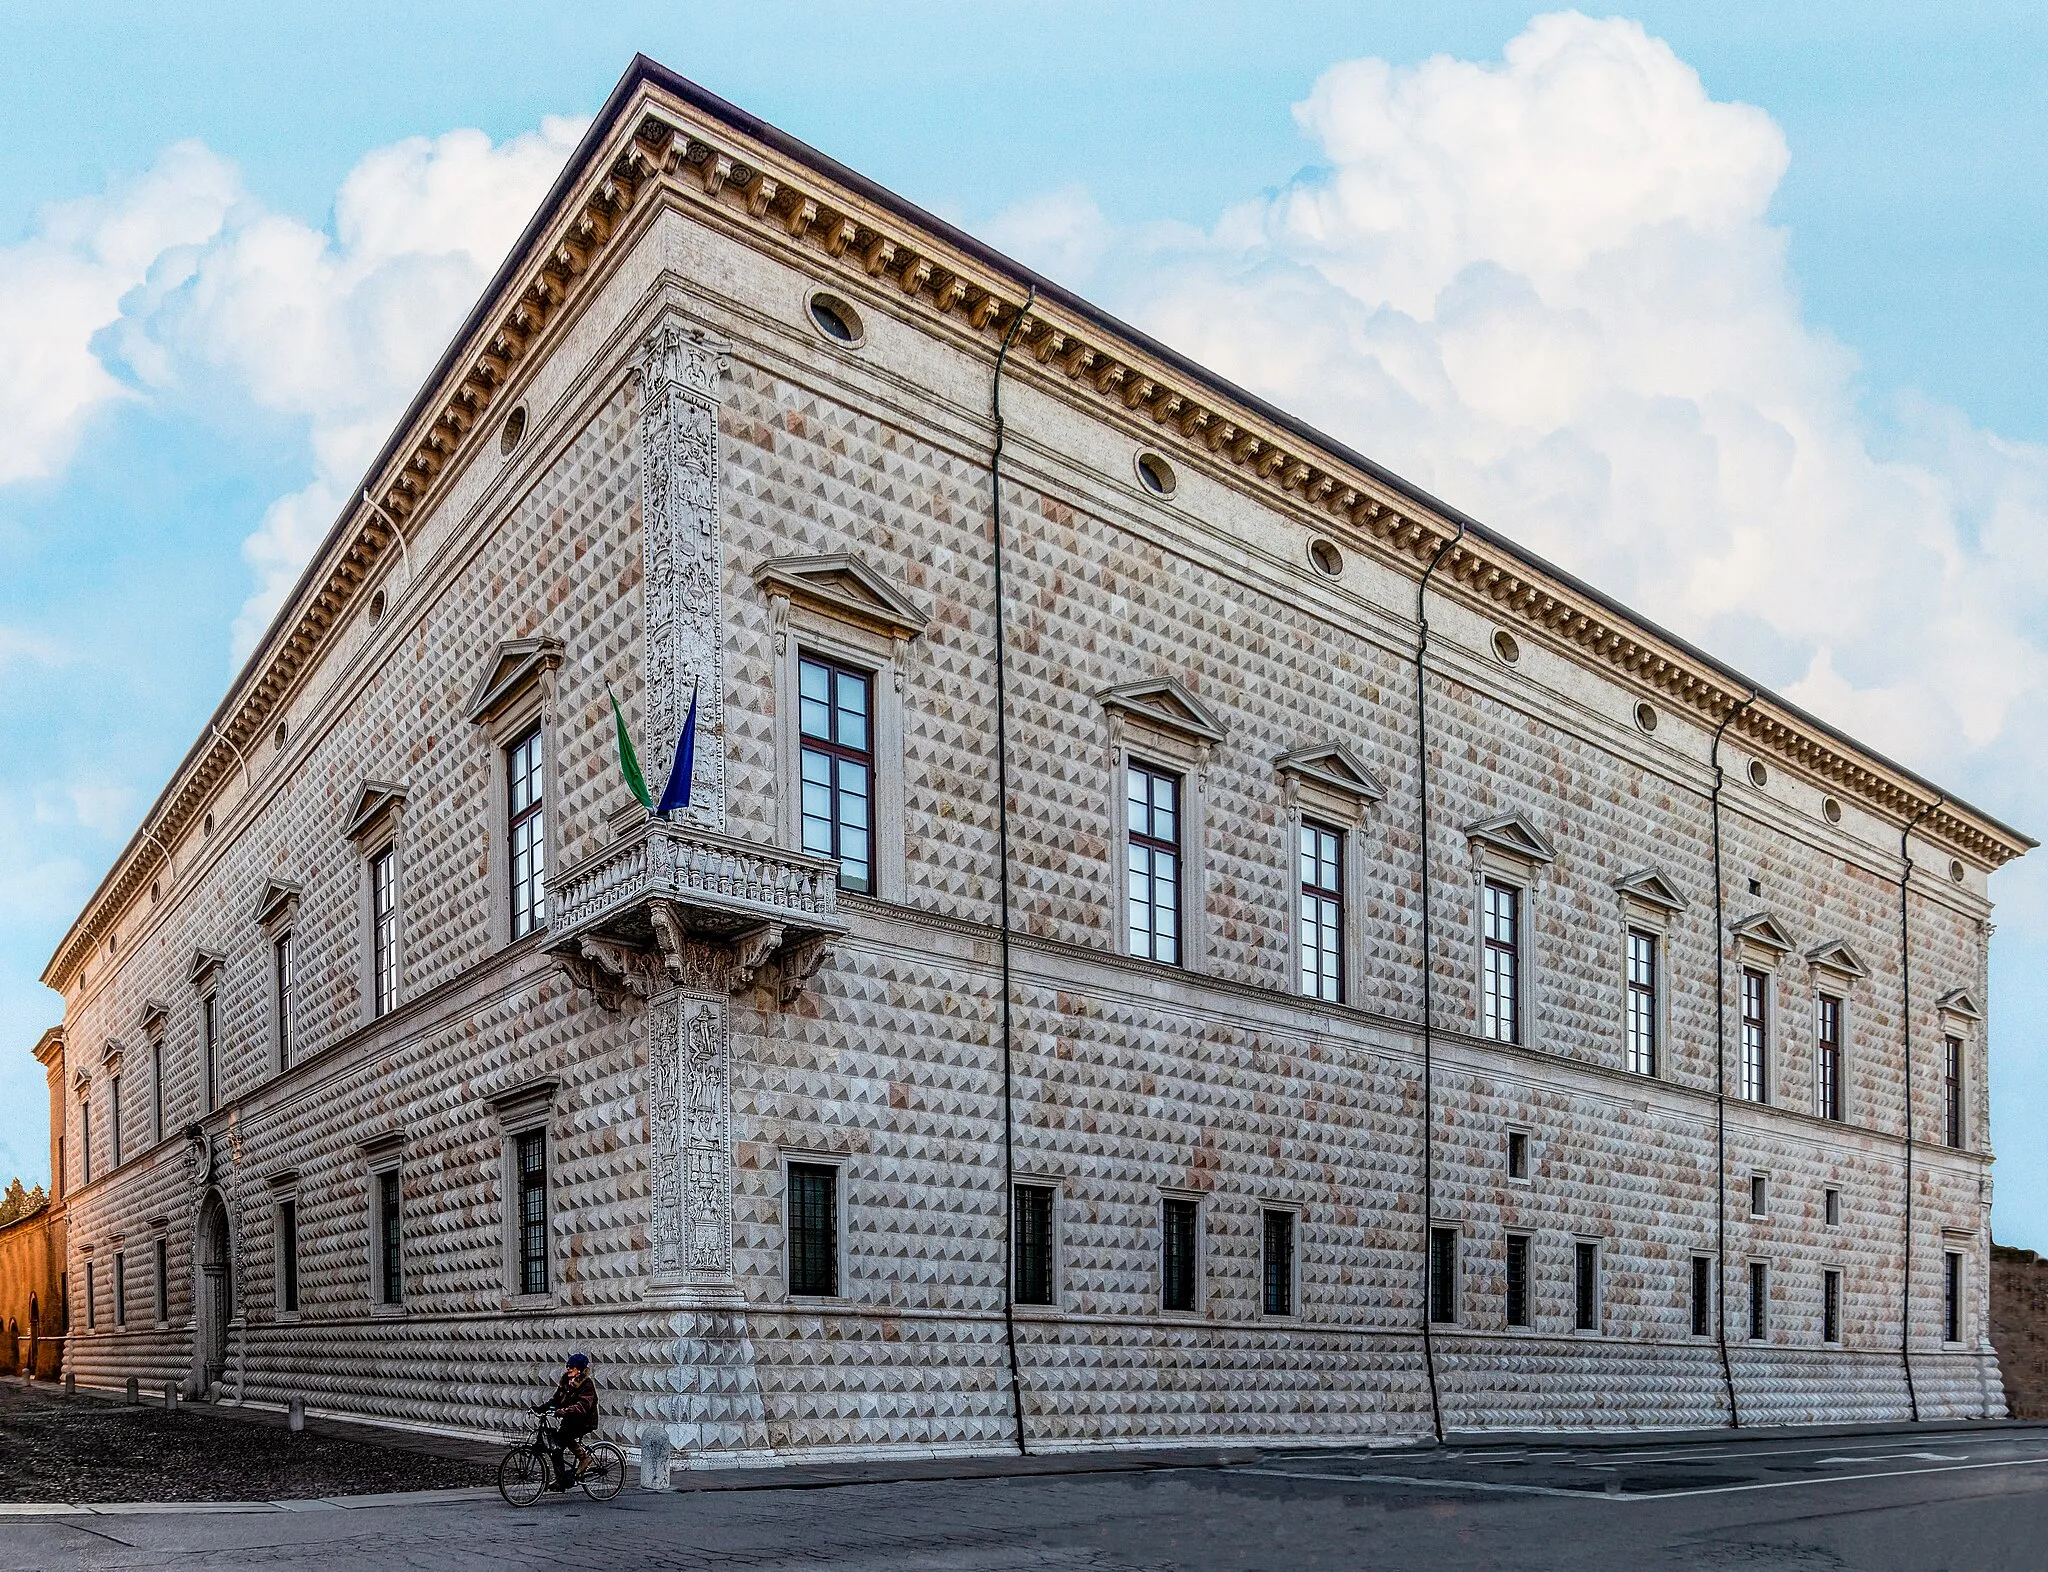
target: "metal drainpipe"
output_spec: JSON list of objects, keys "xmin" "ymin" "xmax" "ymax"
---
[
  {"xmin": 1897, "ymin": 794, "xmax": 1942, "ymax": 1424},
  {"xmin": 1709, "ymin": 691, "xmax": 1756, "ymax": 1429},
  {"xmin": 1413, "ymin": 519, "xmax": 1464, "ymax": 1445},
  {"xmin": 990, "ymin": 285, "xmax": 1036, "ymax": 1457}
]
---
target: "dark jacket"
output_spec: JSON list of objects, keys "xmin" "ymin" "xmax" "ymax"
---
[{"xmin": 548, "ymin": 1370, "xmax": 597, "ymax": 1423}]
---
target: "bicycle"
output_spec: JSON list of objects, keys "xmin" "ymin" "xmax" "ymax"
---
[{"xmin": 497, "ymin": 1406, "xmax": 626, "ymax": 1506}]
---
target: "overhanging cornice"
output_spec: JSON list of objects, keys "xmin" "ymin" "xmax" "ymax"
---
[{"xmin": 42, "ymin": 53, "xmax": 2033, "ymax": 995}]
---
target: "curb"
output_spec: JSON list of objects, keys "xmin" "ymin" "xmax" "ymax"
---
[{"xmin": 0, "ymin": 1488, "xmax": 498, "ymax": 1519}]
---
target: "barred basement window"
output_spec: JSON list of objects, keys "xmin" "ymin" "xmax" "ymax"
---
[
  {"xmin": 377, "ymin": 1170, "xmax": 403, "ymax": 1306},
  {"xmin": 1740, "ymin": 968, "xmax": 1769, "ymax": 1103},
  {"xmin": 787, "ymin": 1163, "xmax": 839, "ymax": 1298},
  {"xmin": 85, "ymin": 1260, "xmax": 95, "ymax": 1330},
  {"xmin": 113, "ymin": 1252, "xmax": 126, "ymax": 1327},
  {"xmin": 1262, "ymin": 1210, "xmax": 1295, "ymax": 1317},
  {"xmin": 1816, "ymin": 993, "xmax": 1844, "ymax": 1122},
  {"xmin": 1574, "ymin": 1241, "xmax": 1600, "ymax": 1332},
  {"xmin": 1945, "ymin": 1252, "xmax": 1963, "ymax": 1344},
  {"xmin": 1691, "ymin": 1256, "xmax": 1713, "ymax": 1338},
  {"xmin": 278, "ymin": 1201, "xmax": 299, "ymax": 1315},
  {"xmin": 1429, "ymin": 1228, "xmax": 1460, "ymax": 1324},
  {"xmin": 1626, "ymin": 929, "xmax": 1658, "ymax": 1076},
  {"xmin": 1823, "ymin": 1269, "xmax": 1842, "ymax": 1345},
  {"xmin": 1161, "ymin": 1197, "xmax": 1200, "ymax": 1313},
  {"xmin": 1505, "ymin": 1234, "xmax": 1531, "ymax": 1328},
  {"xmin": 517, "ymin": 1130, "xmax": 549, "ymax": 1296},
  {"xmin": 1126, "ymin": 763, "xmax": 1183, "ymax": 966},
  {"xmin": 1748, "ymin": 1261, "xmax": 1769, "ymax": 1341},
  {"xmin": 1013, "ymin": 1184, "xmax": 1055, "ymax": 1307},
  {"xmin": 154, "ymin": 1238, "xmax": 169, "ymax": 1324},
  {"xmin": 1298, "ymin": 821, "xmax": 1344, "ymax": 1002},
  {"xmin": 798, "ymin": 654, "xmax": 876, "ymax": 895},
  {"xmin": 1481, "ymin": 880, "xmax": 1521, "ymax": 1044},
  {"xmin": 508, "ymin": 725, "xmax": 548, "ymax": 940}
]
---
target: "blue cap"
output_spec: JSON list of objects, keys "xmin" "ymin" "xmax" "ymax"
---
[{"xmin": 567, "ymin": 1352, "xmax": 589, "ymax": 1370}]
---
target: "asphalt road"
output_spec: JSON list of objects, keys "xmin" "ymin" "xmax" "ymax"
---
[{"xmin": 2, "ymin": 1422, "xmax": 2044, "ymax": 1570}]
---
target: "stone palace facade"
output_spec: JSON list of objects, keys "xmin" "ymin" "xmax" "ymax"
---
[{"xmin": 36, "ymin": 57, "xmax": 2031, "ymax": 1463}]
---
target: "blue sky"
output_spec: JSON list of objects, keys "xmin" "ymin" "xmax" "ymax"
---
[{"xmin": 3, "ymin": 4, "xmax": 2045, "ymax": 1245}]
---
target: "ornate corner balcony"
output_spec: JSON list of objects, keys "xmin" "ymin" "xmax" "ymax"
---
[{"xmin": 546, "ymin": 818, "xmax": 846, "ymax": 1008}]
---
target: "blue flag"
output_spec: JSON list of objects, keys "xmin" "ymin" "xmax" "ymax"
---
[{"xmin": 655, "ymin": 684, "xmax": 698, "ymax": 815}]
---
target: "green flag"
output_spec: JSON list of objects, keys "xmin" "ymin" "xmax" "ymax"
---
[{"xmin": 609, "ymin": 685, "xmax": 653, "ymax": 811}]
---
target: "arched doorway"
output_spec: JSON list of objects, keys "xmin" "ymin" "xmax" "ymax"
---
[{"xmin": 197, "ymin": 1192, "xmax": 232, "ymax": 1396}]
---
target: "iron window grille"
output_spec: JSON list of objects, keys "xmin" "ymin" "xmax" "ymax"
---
[
  {"xmin": 1945, "ymin": 1252, "xmax": 1963, "ymax": 1343},
  {"xmin": 1481, "ymin": 881, "xmax": 1521, "ymax": 1043},
  {"xmin": 787, "ymin": 1163, "xmax": 839, "ymax": 1297},
  {"xmin": 798, "ymin": 655, "xmax": 875, "ymax": 895},
  {"xmin": 508, "ymin": 724, "xmax": 548, "ymax": 939},
  {"xmin": 1161, "ymin": 1198, "xmax": 1200, "ymax": 1312},
  {"xmin": 1816, "ymin": 994, "xmax": 1843, "ymax": 1121},
  {"xmin": 1298, "ymin": 822, "xmax": 1344, "ymax": 1001},
  {"xmin": 1823, "ymin": 1269, "xmax": 1841, "ymax": 1345},
  {"xmin": 1429, "ymin": 1228, "xmax": 1460, "ymax": 1324},
  {"xmin": 150, "ymin": 1037, "xmax": 164, "ymax": 1146},
  {"xmin": 516, "ymin": 1130, "xmax": 549, "ymax": 1296},
  {"xmin": 154, "ymin": 1238, "xmax": 169, "ymax": 1324},
  {"xmin": 1013, "ymin": 1184, "xmax": 1055, "ymax": 1307},
  {"xmin": 1506, "ymin": 1234, "xmax": 1531, "ymax": 1328},
  {"xmin": 81, "ymin": 1102, "xmax": 91, "ymax": 1187},
  {"xmin": 84, "ymin": 1261, "xmax": 94, "ymax": 1329},
  {"xmin": 113, "ymin": 1253, "xmax": 126, "ymax": 1327},
  {"xmin": 1740, "ymin": 968, "xmax": 1769, "ymax": 1103},
  {"xmin": 370, "ymin": 848, "xmax": 398, "ymax": 1018},
  {"xmin": 377, "ymin": 1169, "xmax": 402, "ymax": 1306},
  {"xmin": 1262, "ymin": 1210, "xmax": 1295, "ymax": 1317},
  {"xmin": 1748, "ymin": 1261, "xmax": 1769, "ymax": 1340},
  {"xmin": 109, "ymin": 1074, "xmax": 121, "ymax": 1168},
  {"xmin": 201, "ymin": 994, "xmax": 218, "ymax": 1114},
  {"xmin": 1126, "ymin": 764, "xmax": 1183, "ymax": 965},
  {"xmin": 1691, "ymin": 1256, "xmax": 1713, "ymax": 1338},
  {"xmin": 1574, "ymin": 1241, "xmax": 1600, "ymax": 1332},
  {"xmin": 279, "ymin": 1200, "xmax": 299, "ymax": 1314}
]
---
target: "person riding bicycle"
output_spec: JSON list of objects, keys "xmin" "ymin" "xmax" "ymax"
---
[{"xmin": 536, "ymin": 1353, "xmax": 599, "ymax": 1490}]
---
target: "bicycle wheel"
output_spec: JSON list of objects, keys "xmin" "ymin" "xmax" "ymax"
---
[
  {"xmin": 498, "ymin": 1444, "xmax": 549, "ymax": 1507},
  {"xmin": 579, "ymin": 1442, "xmax": 626, "ymax": 1502}
]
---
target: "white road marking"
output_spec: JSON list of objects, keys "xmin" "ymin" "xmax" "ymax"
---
[
  {"xmin": 1628, "ymin": 1455, "xmax": 2048, "ymax": 1500},
  {"xmin": 1812, "ymin": 1452, "xmax": 1965, "ymax": 1465}
]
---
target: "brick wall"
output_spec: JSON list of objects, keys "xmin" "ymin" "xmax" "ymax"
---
[{"xmin": 1992, "ymin": 1244, "xmax": 2048, "ymax": 1418}]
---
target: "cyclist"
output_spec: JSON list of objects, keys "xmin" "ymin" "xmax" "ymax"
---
[{"xmin": 537, "ymin": 1353, "xmax": 599, "ymax": 1491}]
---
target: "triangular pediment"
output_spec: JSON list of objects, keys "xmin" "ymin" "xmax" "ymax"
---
[
  {"xmin": 252, "ymin": 879, "xmax": 304, "ymax": 931},
  {"xmin": 1464, "ymin": 813, "xmax": 1558, "ymax": 866},
  {"xmin": 1275, "ymin": 743, "xmax": 1387, "ymax": 805},
  {"xmin": 754, "ymin": 554, "xmax": 929, "ymax": 639},
  {"xmin": 100, "ymin": 1037, "xmax": 124, "ymax": 1067},
  {"xmin": 1938, "ymin": 987, "xmax": 1984, "ymax": 1023},
  {"xmin": 137, "ymin": 999, "xmax": 169, "ymax": 1036},
  {"xmin": 1098, "ymin": 678, "xmax": 1227, "ymax": 746},
  {"xmin": 1805, "ymin": 938, "xmax": 1869, "ymax": 980},
  {"xmin": 1613, "ymin": 867, "xmax": 1690, "ymax": 913},
  {"xmin": 1730, "ymin": 911, "xmax": 1796, "ymax": 956},
  {"xmin": 185, "ymin": 947, "xmax": 226, "ymax": 988},
  {"xmin": 344, "ymin": 781, "xmax": 409, "ymax": 843},
  {"xmin": 465, "ymin": 636, "xmax": 564, "ymax": 724}
]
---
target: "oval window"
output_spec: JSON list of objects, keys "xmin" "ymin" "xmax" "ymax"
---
[
  {"xmin": 1307, "ymin": 538, "xmax": 1343, "ymax": 577},
  {"xmin": 1950, "ymin": 858, "xmax": 1967, "ymax": 884},
  {"xmin": 1748, "ymin": 761, "xmax": 1769, "ymax": 789},
  {"xmin": 1136, "ymin": 452, "xmax": 1177, "ymax": 497},
  {"xmin": 1492, "ymin": 629, "xmax": 1521, "ymax": 665},
  {"xmin": 808, "ymin": 291, "xmax": 862, "ymax": 345},
  {"xmin": 1634, "ymin": 701, "xmax": 1658, "ymax": 734},
  {"xmin": 274, "ymin": 720, "xmax": 289, "ymax": 751},
  {"xmin": 368, "ymin": 589, "xmax": 387, "ymax": 626},
  {"xmin": 499, "ymin": 404, "xmax": 527, "ymax": 455},
  {"xmin": 1822, "ymin": 796, "xmax": 1843, "ymax": 824}
]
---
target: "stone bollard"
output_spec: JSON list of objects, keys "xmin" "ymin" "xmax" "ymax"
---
[
  {"xmin": 63, "ymin": 1373, "xmax": 74, "ymax": 1398},
  {"xmin": 126, "ymin": 1376, "xmax": 138, "ymax": 1404},
  {"xmin": 163, "ymin": 1381, "xmax": 176, "ymax": 1411},
  {"xmin": 287, "ymin": 1396, "xmax": 305, "ymax": 1433},
  {"xmin": 638, "ymin": 1429, "xmax": 673, "ymax": 1491}
]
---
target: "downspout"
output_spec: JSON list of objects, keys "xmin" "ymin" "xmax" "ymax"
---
[
  {"xmin": 1414, "ymin": 519, "xmax": 1464, "ymax": 1445},
  {"xmin": 1709, "ymin": 690, "xmax": 1757, "ymax": 1429},
  {"xmin": 1898, "ymin": 794, "xmax": 1942, "ymax": 1424},
  {"xmin": 990, "ymin": 286, "xmax": 1036, "ymax": 1457}
]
